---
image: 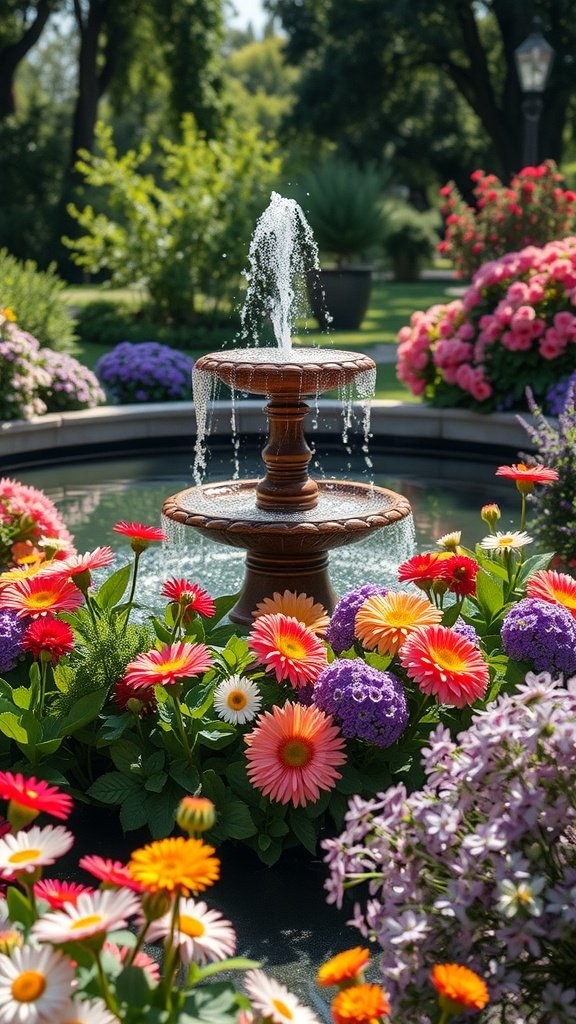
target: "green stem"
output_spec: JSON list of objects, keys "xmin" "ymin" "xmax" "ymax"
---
[
  {"xmin": 122, "ymin": 551, "xmax": 141, "ymax": 632},
  {"xmin": 170, "ymin": 604, "xmax": 184, "ymax": 642},
  {"xmin": 520, "ymin": 493, "xmax": 527, "ymax": 532},
  {"xmin": 126, "ymin": 919, "xmax": 151, "ymax": 968},
  {"xmin": 37, "ymin": 659, "xmax": 48, "ymax": 716},
  {"xmin": 162, "ymin": 895, "xmax": 182, "ymax": 1010},
  {"xmin": 93, "ymin": 951, "xmax": 120, "ymax": 1016},
  {"xmin": 438, "ymin": 1011, "xmax": 451, "ymax": 1024},
  {"xmin": 172, "ymin": 694, "xmax": 193, "ymax": 762}
]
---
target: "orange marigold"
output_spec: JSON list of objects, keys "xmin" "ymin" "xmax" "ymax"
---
[
  {"xmin": 317, "ymin": 947, "xmax": 370, "ymax": 987},
  {"xmin": 430, "ymin": 963, "xmax": 489, "ymax": 1014},
  {"xmin": 331, "ymin": 983, "xmax": 391, "ymax": 1024},
  {"xmin": 127, "ymin": 837, "xmax": 219, "ymax": 895}
]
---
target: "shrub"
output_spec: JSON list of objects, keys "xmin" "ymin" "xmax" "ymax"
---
[
  {"xmin": 95, "ymin": 341, "xmax": 195, "ymax": 403},
  {"xmin": 65, "ymin": 116, "xmax": 281, "ymax": 323},
  {"xmin": 38, "ymin": 349, "xmax": 105, "ymax": 413},
  {"xmin": 0, "ymin": 248, "xmax": 77, "ymax": 351},
  {"xmin": 76, "ymin": 299, "xmax": 239, "ymax": 352},
  {"xmin": 438, "ymin": 161, "xmax": 576, "ymax": 278},
  {"xmin": 382, "ymin": 204, "xmax": 438, "ymax": 281},
  {"xmin": 397, "ymin": 236, "xmax": 576, "ymax": 412}
]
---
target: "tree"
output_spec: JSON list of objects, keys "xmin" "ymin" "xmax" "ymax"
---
[
  {"xmin": 267, "ymin": 0, "xmax": 576, "ymax": 179},
  {"xmin": 0, "ymin": 0, "xmax": 59, "ymax": 119}
]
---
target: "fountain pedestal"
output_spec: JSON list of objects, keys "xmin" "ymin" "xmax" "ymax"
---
[{"xmin": 162, "ymin": 349, "xmax": 412, "ymax": 626}]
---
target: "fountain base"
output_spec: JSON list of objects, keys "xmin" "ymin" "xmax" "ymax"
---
[{"xmin": 162, "ymin": 478, "xmax": 412, "ymax": 625}]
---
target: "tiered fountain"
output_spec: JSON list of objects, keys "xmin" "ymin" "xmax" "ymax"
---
[{"xmin": 162, "ymin": 194, "xmax": 412, "ymax": 624}]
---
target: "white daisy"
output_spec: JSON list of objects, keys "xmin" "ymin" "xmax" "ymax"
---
[
  {"xmin": 436, "ymin": 531, "xmax": 461, "ymax": 550},
  {"xmin": 480, "ymin": 530, "xmax": 533, "ymax": 551},
  {"xmin": 57, "ymin": 997, "xmax": 120, "ymax": 1024},
  {"xmin": 0, "ymin": 826, "xmax": 74, "ymax": 879},
  {"xmin": 213, "ymin": 675, "xmax": 262, "ymax": 725},
  {"xmin": 145, "ymin": 897, "xmax": 236, "ymax": 965},
  {"xmin": 32, "ymin": 889, "xmax": 141, "ymax": 944},
  {"xmin": 0, "ymin": 943, "xmax": 74, "ymax": 1024},
  {"xmin": 243, "ymin": 970, "xmax": 321, "ymax": 1024}
]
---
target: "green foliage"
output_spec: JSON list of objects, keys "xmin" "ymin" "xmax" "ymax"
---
[
  {"xmin": 294, "ymin": 158, "xmax": 388, "ymax": 265},
  {"xmin": 0, "ymin": 248, "xmax": 77, "ymax": 351},
  {"xmin": 382, "ymin": 203, "xmax": 439, "ymax": 282},
  {"xmin": 65, "ymin": 117, "xmax": 281, "ymax": 324},
  {"xmin": 226, "ymin": 35, "xmax": 299, "ymax": 137},
  {"xmin": 75, "ymin": 299, "xmax": 240, "ymax": 352}
]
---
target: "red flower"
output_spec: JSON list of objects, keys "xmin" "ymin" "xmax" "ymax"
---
[
  {"xmin": 495, "ymin": 463, "xmax": 558, "ymax": 487},
  {"xmin": 123, "ymin": 641, "xmax": 212, "ymax": 689},
  {"xmin": 440, "ymin": 555, "xmax": 479, "ymax": 597},
  {"xmin": 0, "ymin": 576, "xmax": 84, "ymax": 618},
  {"xmin": 115, "ymin": 676, "xmax": 157, "ymax": 716},
  {"xmin": 34, "ymin": 878, "xmax": 93, "ymax": 909},
  {"xmin": 0, "ymin": 772, "xmax": 73, "ymax": 821},
  {"xmin": 22, "ymin": 617, "xmax": 74, "ymax": 663},
  {"xmin": 398, "ymin": 552, "xmax": 448, "ymax": 590},
  {"xmin": 79, "ymin": 854, "xmax": 143, "ymax": 891},
  {"xmin": 113, "ymin": 521, "xmax": 166, "ymax": 552},
  {"xmin": 161, "ymin": 578, "xmax": 216, "ymax": 618}
]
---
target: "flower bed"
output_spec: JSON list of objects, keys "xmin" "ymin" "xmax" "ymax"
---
[{"xmin": 95, "ymin": 342, "xmax": 195, "ymax": 404}]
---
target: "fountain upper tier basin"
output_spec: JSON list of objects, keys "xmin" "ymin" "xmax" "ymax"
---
[{"xmin": 195, "ymin": 347, "xmax": 376, "ymax": 396}]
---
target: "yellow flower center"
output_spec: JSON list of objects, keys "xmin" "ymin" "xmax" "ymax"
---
[
  {"xmin": 11, "ymin": 971, "xmax": 46, "ymax": 1002},
  {"xmin": 160, "ymin": 657, "xmax": 188, "ymax": 674},
  {"xmin": 430, "ymin": 646, "xmax": 467, "ymax": 672},
  {"xmin": 25, "ymin": 789, "xmax": 38, "ymax": 799},
  {"xmin": 280, "ymin": 737, "xmax": 312, "ymax": 768},
  {"xmin": 227, "ymin": 690, "xmax": 248, "ymax": 710},
  {"xmin": 70, "ymin": 914, "xmax": 103, "ymax": 931},
  {"xmin": 8, "ymin": 848, "xmax": 40, "ymax": 865},
  {"xmin": 27, "ymin": 591, "xmax": 57, "ymax": 609},
  {"xmin": 272, "ymin": 999, "xmax": 293, "ymax": 1020},
  {"xmin": 553, "ymin": 588, "xmax": 576, "ymax": 609},
  {"xmin": 179, "ymin": 913, "xmax": 206, "ymax": 937},
  {"xmin": 276, "ymin": 636, "xmax": 307, "ymax": 659}
]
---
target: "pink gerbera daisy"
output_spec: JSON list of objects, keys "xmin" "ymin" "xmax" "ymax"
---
[
  {"xmin": 122, "ymin": 642, "xmax": 212, "ymax": 689},
  {"xmin": 248, "ymin": 613, "xmax": 327, "ymax": 687},
  {"xmin": 78, "ymin": 855, "xmax": 143, "ymax": 892},
  {"xmin": 22, "ymin": 618, "xmax": 75, "ymax": 663},
  {"xmin": 113, "ymin": 521, "xmax": 166, "ymax": 552},
  {"xmin": 399, "ymin": 624, "xmax": 489, "ymax": 707},
  {"xmin": 0, "ymin": 772, "xmax": 73, "ymax": 821},
  {"xmin": 245, "ymin": 702, "xmax": 346, "ymax": 807},
  {"xmin": 34, "ymin": 878, "xmax": 93, "ymax": 909},
  {"xmin": 0, "ymin": 576, "xmax": 84, "ymax": 618},
  {"xmin": 42, "ymin": 546, "xmax": 114, "ymax": 579},
  {"xmin": 526, "ymin": 569, "xmax": 576, "ymax": 619},
  {"xmin": 161, "ymin": 578, "xmax": 216, "ymax": 618}
]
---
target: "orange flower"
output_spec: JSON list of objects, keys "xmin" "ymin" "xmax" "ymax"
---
[
  {"xmin": 526, "ymin": 569, "xmax": 576, "ymax": 619},
  {"xmin": 317, "ymin": 947, "xmax": 370, "ymax": 987},
  {"xmin": 430, "ymin": 963, "xmax": 489, "ymax": 1014},
  {"xmin": 355, "ymin": 592, "xmax": 442, "ymax": 657},
  {"xmin": 495, "ymin": 462, "xmax": 558, "ymax": 494},
  {"xmin": 128, "ymin": 837, "xmax": 220, "ymax": 895},
  {"xmin": 253, "ymin": 590, "xmax": 330, "ymax": 636},
  {"xmin": 331, "ymin": 983, "xmax": 391, "ymax": 1024}
]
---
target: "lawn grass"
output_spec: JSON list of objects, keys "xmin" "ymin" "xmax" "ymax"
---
[{"xmin": 67, "ymin": 278, "xmax": 455, "ymax": 401}]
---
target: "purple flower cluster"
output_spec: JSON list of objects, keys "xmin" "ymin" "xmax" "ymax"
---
[
  {"xmin": 325, "ymin": 584, "xmax": 388, "ymax": 654},
  {"xmin": 39, "ymin": 349, "xmax": 104, "ymax": 413},
  {"xmin": 0, "ymin": 322, "xmax": 50, "ymax": 418},
  {"xmin": 314, "ymin": 659, "xmax": 408, "ymax": 747},
  {"xmin": 501, "ymin": 597, "xmax": 576, "ymax": 674},
  {"xmin": 0, "ymin": 610, "xmax": 26, "ymax": 672},
  {"xmin": 452, "ymin": 619, "xmax": 480, "ymax": 647},
  {"xmin": 323, "ymin": 674, "xmax": 576, "ymax": 1022},
  {"xmin": 95, "ymin": 342, "xmax": 194, "ymax": 404},
  {"xmin": 545, "ymin": 371, "xmax": 576, "ymax": 416}
]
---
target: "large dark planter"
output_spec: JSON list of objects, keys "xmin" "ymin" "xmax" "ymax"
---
[{"xmin": 308, "ymin": 267, "xmax": 373, "ymax": 331}]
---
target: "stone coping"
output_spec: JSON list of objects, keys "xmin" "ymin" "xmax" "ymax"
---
[{"xmin": 0, "ymin": 399, "xmax": 536, "ymax": 465}]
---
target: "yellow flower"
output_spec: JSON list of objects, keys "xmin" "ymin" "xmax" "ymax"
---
[
  {"xmin": 253, "ymin": 590, "xmax": 330, "ymax": 636},
  {"xmin": 0, "ymin": 308, "xmax": 16, "ymax": 322},
  {"xmin": 128, "ymin": 836, "xmax": 220, "ymax": 895},
  {"xmin": 355, "ymin": 591, "xmax": 442, "ymax": 657}
]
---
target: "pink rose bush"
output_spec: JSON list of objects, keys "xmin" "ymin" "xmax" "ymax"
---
[
  {"xmin": 438, "ymin": 161, "xmax": 576, "ymax": 278},
  {"xmin": 397, "ymin": 236, "xmax": 576, "ymax": 412}
]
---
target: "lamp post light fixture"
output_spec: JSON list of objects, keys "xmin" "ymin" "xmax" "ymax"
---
[{"xmin": 514, "ymin": 25, "xmax": 555, "ymax": 168}]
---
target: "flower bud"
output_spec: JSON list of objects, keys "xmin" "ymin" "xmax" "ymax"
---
[
  {"xmin": 141, "ymin": 889, "xmax": 174, "ymax": 922},
  {"xmin": 0, "ymin": 929, "xmax": 23, "ymax": 955},
  {"xmin": 480, "ymin": 503, "xmax": 501, "ymax": 530},
  {"xmin": 8, "ymin": 800, "xmax": 38, "ymax": 832},
  {"xmin": 176, "ymin": 796, "xmax": 216, "ymax": 836}
]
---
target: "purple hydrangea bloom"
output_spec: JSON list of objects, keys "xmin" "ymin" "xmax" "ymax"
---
[
  {"xmin": 314, "ymin": 658, "xmax": 408, "ymax": 747},
  {"xmin": 501, "ymin": 597, "xmax": 576, "ymax": 674},
  {"xmin": 325, "ymin": 584, "xmax": 388, "ymax": 654},
  {"xmin": 0, "ymin": 610, "xmax": 27, "ymax": 673},
  {"xmin": 452, "ymin": 619, "xmax": 480, "ymax": 647}
]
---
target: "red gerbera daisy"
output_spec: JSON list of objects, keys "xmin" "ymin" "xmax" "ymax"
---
[
  {"xmin": 399, "ymin": 624, "xmax": 489, "ymax": 708},
  {"xmin": 245, "ymin": 702, "xmax": 346, "ymax": 807},
  {"xmin": 115, "ymin": 676, "xmax": 158, "ymax": 715},
  {"xmin": 526, "ymin": 569, "xmax": 576, "ymax": 619},
  {"xmin": 0, "ymin": 576, "xmax": 84, "ymax": 618},
  {"xmin": 22, "ymin": 618, "xmax": 74, "ymax": 664},
  {"xmin": 34, "ymin": 878, "xmax": 93, "ymax": 909},
  {"xmin": 161, "ymin": 578, "xmax": 216, "ymax": 618},
  {"xmin": 248, "ymin": 613, "xmax": 328, "ymax": 688},
  {"xmin": 113, "ymin": 521, "xmax": 166, "ymax": 552},
  {"xmin": 495, "ymin": 463, "xmax": 558, "ymax": 493},
  {"xmin": 397, "ymin": 552, "xmax": 448, "ymax": 590},
  {"xmin": 123, "ymin": 641, "xmax": 212, "ymax": 690},
  {"xmin": 79, "ymin": 854, "xmax": 143, "ymax": 892},
  {"xmin": 0, "ymin": 772, "xmax": 73, "ymax": 821},
  {"xmin": 440, "ymin": 554, "xmax": 479, "ymax": 597}
]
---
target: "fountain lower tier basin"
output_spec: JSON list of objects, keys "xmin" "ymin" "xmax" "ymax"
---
[{"xmin": 162, "ymin": 478, "xmax": 412, "ymax": 624}]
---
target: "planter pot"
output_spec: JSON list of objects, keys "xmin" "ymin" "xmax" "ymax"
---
[{"xmin": 308, "ymin": 267, "xmax": 373, "ymax": 331}]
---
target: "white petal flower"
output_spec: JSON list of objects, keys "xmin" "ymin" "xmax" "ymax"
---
[
  {"xmin": 32, "ymin": 888, "xmax": 141, "ymax": 944},
  {"xmin": 480, "ymin": 531, "xmax": 533, "ymax": 551},
  {"xmin": 0, "ymin": 943, "xmax": 74, "ymax": 1024},
  {"xmin": 213, "ymin": 675, "xmax": 262, "ymax": 724},
  {"xmin": 436, "ymin": 531, "xmax": 461, "ymax": 550},
  {"xmin": 0, "ymin": 826, "xmax": 74, "ymax": 879},
  {"xmin": 146, "ymin": 897, "xmax": 236, "ymax": 965},
  {"xmin": 57, "ymin": 997, "xmax": 120, "ymax": 1024},
  {"xmin": 244, "ymin": 970, "xmax": 320, "ymax": 1024}
]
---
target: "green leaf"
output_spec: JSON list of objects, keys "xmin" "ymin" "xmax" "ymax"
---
[
  {"xmin": 288, "ymin": 810, "xmax": 318, "ymax": 853},
  {"xmin": 145, "ymin": 788, "xmax": 180, "ymax": 838},
  {"xmin": 57, "ymin": 689, "xmax": 107, "ymax": 736},
  {"xmin": 181, "ymin": 983, "xmax": 239, "ymax": 1024},
  {"xmin": 7, "ymin": 886, "xmax": 34, "ymax": 928},
  {"xmin": 225, "ymin": 761, "xmax": 256, "ymax": 804},
  {"xmin": 99, "ymin": 714, "xmax": 131, "ymax": 742},
  {"xmin": 196, "ymin": 958, "xmax": 260, "ymax": 981},
  {"xmin": 0, "ymin": 712, "xmax": 28, "ymax": 744},
  {"xmin": 151, "ymin": 616, "xmax": 173, "ymax": 645},
  {"xmin": 220, "ymin": 800, "xmax": 256, "ymax": 839},
  {"xmin": 198, "ymin": 726, "xmax": 237, "ymax": 750},
  {"xmin": 143, "ymin": 750, "xmax": 165, "ymax": 775},
  {"xmin": 120, "ymin": 788, "xmax": 151, "ymax": 832},
  {"xmin": 475, "ymin": 569, "xmax": 504, "ymax": 618},
  {"xmin": 168, "ymin": 758, "xmax": 200, "ymax": 793},
  {"xmin": 441, "ymin": 602, "xmax": 461, "ymax": 628},
  {"xmin": 144, "ymin": 770, "xmax": 168, "ymax": 793},
  {"xmin": 115, "ymin": 965, "xmax": 153, "ymax": 1005},
  {"xmin": 110, "ymin": 739, "xmax": 142, "ymax": 774},
  {"xmin": 87, "ymin": 772, "xmax": 139, "ymax": 805},
  {"xmin": 201, "ymin": 769, "xmax": 227, "ymax": 805},
  {"xmin": 183, "ymin": 680, "xmax": 214, "ymax": 718},
  {"xmin": 95, "ymin": 563, "xmax": 131, "ymax": 609},
  {"xmin": 210, "ymin": 593, "xmax": 241, "ymax": 625},
  {"xmin": 11, "ymin": 687, "xmax": 32, "ymax": 710}
]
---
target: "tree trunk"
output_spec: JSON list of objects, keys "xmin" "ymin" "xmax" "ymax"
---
[
  {"xmin": 69, "ymin": 0, "xmax": 108, "ymax": 168},
  {"xmin": 0, "ymin": 0, "xmax": 53, "ymax": 120}
]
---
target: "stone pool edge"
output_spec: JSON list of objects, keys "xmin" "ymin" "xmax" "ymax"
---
[{"xmin": 0, "ymin": 399, "xmax": 536, "ymax": 464}]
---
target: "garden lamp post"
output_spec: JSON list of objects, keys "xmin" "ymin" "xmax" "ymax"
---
[{"xmin": 514, "ymin": 25, "xmax": 555, "ymax": 168}]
